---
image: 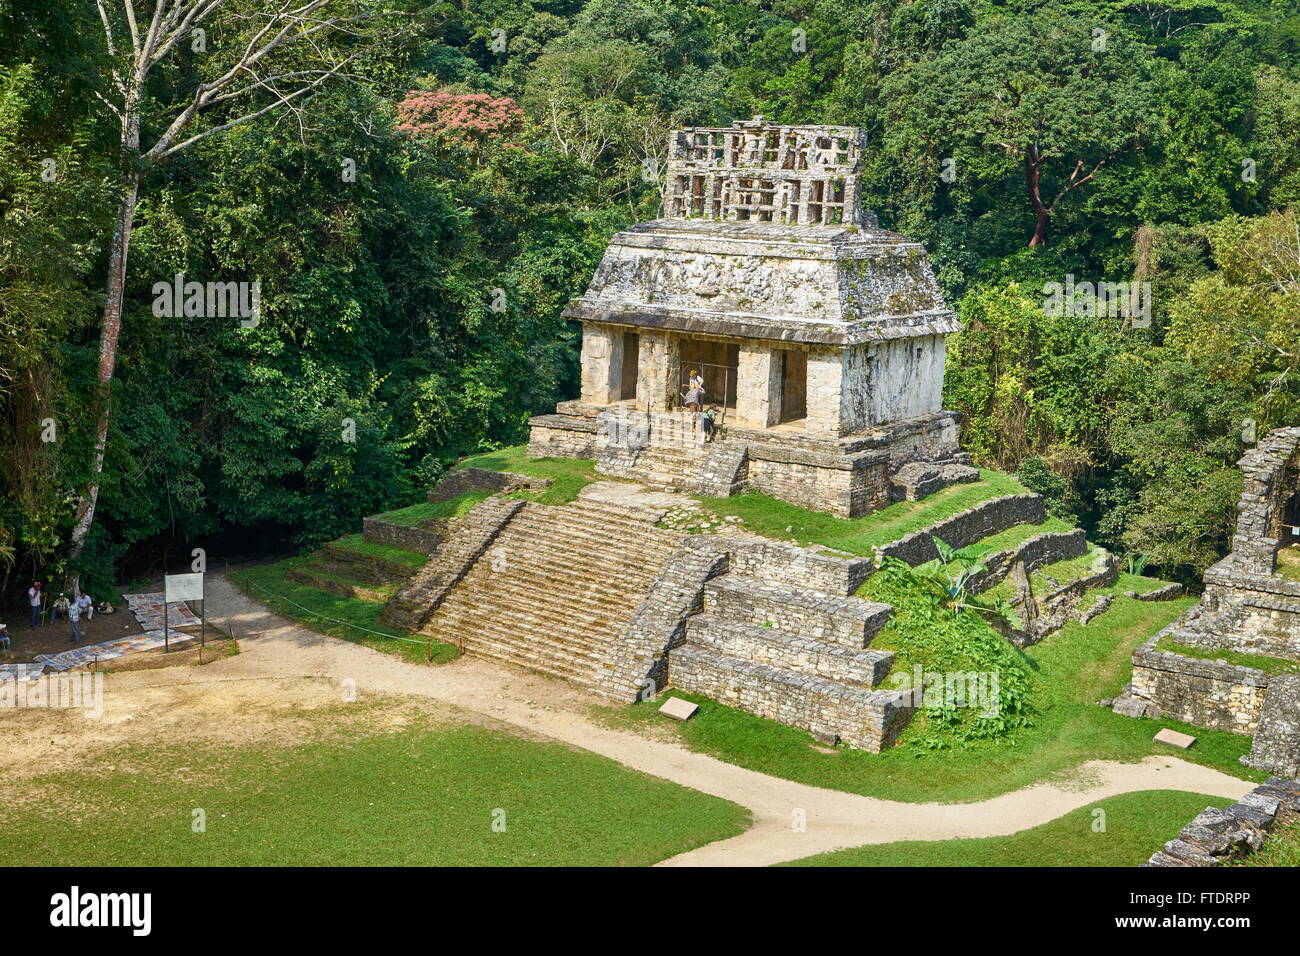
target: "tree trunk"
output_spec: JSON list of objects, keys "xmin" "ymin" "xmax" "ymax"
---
[
  {"xmin": 67, "ymin": 170, "xmax": 141, "ymax": 585},
  {"xmin": 1024, "ymin": 147, "xmax": 1050, "ymax": 248}
]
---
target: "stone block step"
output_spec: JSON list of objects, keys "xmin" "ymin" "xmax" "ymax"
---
[
  {"xmin": 668, "ymin": 645, "xmax": 914, "ymax": 753},
  {"xmin": 703, "ymin": 575, "xmax": 894, "ymax": 648},
  {"xmin": 686, "ymin": 614, "xmax": 894, "ymax": 687}
]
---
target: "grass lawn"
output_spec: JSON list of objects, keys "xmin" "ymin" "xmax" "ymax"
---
[
  {"xmin": 373, "ymin": 491, "xmax": 492, "ymax": 526},
  {"xmin": 781, "ymin": 790, "xmax": 1232, "ymax": 867},
  {"xmin": 694, "ymin": 469, "xmax": 1031, "ymax": 555},
  {"xmin": 455, "ymin": 445, "xmax": 602, "ymax": 505},
  {"xmin": 229, "ymin": 560, "xmax": 459, "ymax": 665},
  {"xmin": 0, "ymin": 717, "xmax": 750, "ymax": 866},
  {"xmin": 1153, "ymin": 636, "xmax": 1300, "ymax": 675},
  {"xmin": 597, "ymin": 577, "xmax": 1264, "ymax": 803}
]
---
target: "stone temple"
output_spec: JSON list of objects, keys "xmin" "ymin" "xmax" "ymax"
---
[
  {"xmin": 528, "ymin": 118, "xmax": 976, "ymax": 516},
  {"xmin": 1118, "ymin": 426, "xmax": 1300, "ymax": 776}
]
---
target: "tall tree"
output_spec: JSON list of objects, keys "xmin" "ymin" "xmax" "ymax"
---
[
  {"xmin": 882, "ymin": 10, "xmax": 1161, "ymax": 246},
  {"xmin": 71, "ymin": 0, "xmax": 394, "ymax": 584}
]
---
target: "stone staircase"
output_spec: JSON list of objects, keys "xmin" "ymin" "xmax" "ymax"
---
[
  {"xmin": 417, "ymin": 498, "xmax": 685, "ymax": 692},
  {"xmin": 669, "ymin": 567, "xmax": 915, "ymax": 751}
]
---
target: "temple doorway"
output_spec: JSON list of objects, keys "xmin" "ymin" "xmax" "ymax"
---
[
  {"xmin": 778, "ymin": 349, "xmax": 807, "ymax": 423},
  {"xmin": 620, "ymin": 332, "xmax": 639, "ymax": 401},
  {"xmin": 680, "ymin": 339, "xmax": 739, "ymax": 410}
]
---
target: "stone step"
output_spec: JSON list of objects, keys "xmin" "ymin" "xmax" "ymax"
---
[
  {"xmin": 703, "ymin": 575, "xmax": 894, "ymax": 649},
  {"xmin": 431, "ymin": 579, "xmax": 643, "ymax": 640},
  {"xmin": 508, "ymin": 507, "xmax": 680, "ymax": 550},
  {"xmin": 669, "ymin": 645, "xmax": 914, "ymax": 753},
  {"xmin": 480, "ymin": 533, "xmax": 677, "ymax": 582},
  {"xmin": 503, "ymin": 519, "xmax": 678, "ymax": 558},
  {"xmin": 686, "ymin": 614, "xmax": 894, "ymax": 687}
]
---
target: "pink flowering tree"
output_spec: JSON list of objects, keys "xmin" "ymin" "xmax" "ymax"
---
[{"xmin": 396, "ymin": 92, "xmax": 524, "ymax": 150}]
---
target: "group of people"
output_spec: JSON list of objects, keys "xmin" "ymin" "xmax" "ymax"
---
[
  {"xmin": 684, "ymin": 369, "xmax": 720, "ymax": 442},
  {"xmin": 24, "ymin": 581, "xmax": 99, "ymax": 644}
]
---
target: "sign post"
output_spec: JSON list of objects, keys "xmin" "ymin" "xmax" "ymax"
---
[{"xmin": 163, "ymin": 572, "xmax": 205, "ymax": 654}]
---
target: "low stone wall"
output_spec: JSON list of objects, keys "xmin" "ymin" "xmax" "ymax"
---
[
  {"xmin": 711, "ymin": 537, "xmax": 873, "ymax": 596},
  {"xmin": 285, "ymin": 568, "xmax": 389, "ymax": 604},
  {"xmin": 1129, "ymin": 628, "xmax": 1271, "ymax": 734},
  {"xmin": 318, "ymin": 542, "xmax": 421, "ymax": 586},
  {"xmin": 428, "ymin": 466, "xmax": 552, "ymax": 503},
  {"xmin": 1145, "ymin": 778, "xmax": 1300, "ymax": 867},
  {"xmin": 381, "ymin": 497, "xmax": 525, "ymax": 632},
  {"xmin": 686, "ymin": 615, "xmax": 893, "ymax": 686},
  {"xmin": 1243, "ymin": 674, "xmax": 1300, "ymax": 777},
  {"xmin": 703, "ymin": 576, "xmax": 893, "ymax": 648},
  {"xmin": 879, "ymin": 493, "xmax": 1047, "ymax": 566},
  {"xmin": 526, "ymin": 414, "xmax": 599, "ymax": 459},
  {"xmin": 594, "ymin": 539, "xmax": 729, "ymax": 703},
  {"xmin": 967, "ymin": 529, "xmax": 1087, "ymax": 594},
  {"xmin": 1196, "ymin": 564, "xmax": 1300, "ymax": 661},
  {"xmin": 1133, "ymin": 583, "xmax": 1185, "ymax": 601},
  {"xmin": 670, "ymin": 646, "xmax": 913, "ymax": 751},
  {"xmin": 744, "ymin": 445, "xmax": 892, "ymax": 518},
  {"xmin": 362, "ymin": 517, "xmax": 444, "ymax": 555}
]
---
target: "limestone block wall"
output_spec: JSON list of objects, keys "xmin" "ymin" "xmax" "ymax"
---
[
  {"xmin": 745, "ymin": 445, "xmax": 892, "ymax": 518},
  {"xmin": 362, "ymin": 517, "xmax": 443, "ymax": 555},
  {"xmin": 1196, "ymin": 567, "xmax": 1300, "ymax": 661},
  {"xmin": 712, "ymin": 537, "xmax": 873, "ymax": 596},
  {"xmin": 861, "ymin": 335, "xmax": 947, "ymax": 428},
  {"xmin": 526, "ymin": 415, "xmax": 599, "ymax": 459},
  {"xmin": 736, "ymin": 344, "xmax": 781, "ymax": 428},
  {"xmin": 1243, "ymin": 675, "xmax": 1300, "ymax": 776},
  {"xmin": 579, "ymin": 324, "xmax": 623, "ymax": 405},
  {"xmin": 966, "ymin": 529, "xmax": 1088, "ymax": 594},
  {"xmin": 636, "ymin": 331, "xmax": 681, "ymax": 411},
  {"xmin": 703, "ymin": 576, "xmax": 892, "ymax": 647},
  {"xmin": 670, "ymin": 647, "xmax": 914, "ymax": 752},
  {"xmin": 687, "ymin": 616, "xmax": 893, "ymax": 686},
  {"xmin": 880, "ymin": 494, "xmax": 1047, "ymax": 566},
  {"xmin": 595, "ymin": 539, "xmax": 729, "ymax": 702},
  {"xmin": 1130, "ymin": 630, "xmax": 1271, "ymax": 734}
]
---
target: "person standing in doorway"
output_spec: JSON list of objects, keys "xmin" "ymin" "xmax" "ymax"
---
[
  {"xmin": 27, "ymin": 582, "xmax": 42, "ymax": 628},
  {"xmin": 685, "ymin": 369, "xmax": 705, "ymax": 412},
  {"xmin": 67, "ymin": 596, "xmax": 81, "ymax": 644}
]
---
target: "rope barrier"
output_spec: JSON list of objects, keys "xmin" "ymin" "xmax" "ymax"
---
[{"xmin": 233, "ymin": 572, "xmax": 439, "ymax": 648}]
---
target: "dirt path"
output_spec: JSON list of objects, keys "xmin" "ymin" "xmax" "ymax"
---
[{"xmin": 96, "ymin": 573, "xmax": 1252, "ymax": 867}]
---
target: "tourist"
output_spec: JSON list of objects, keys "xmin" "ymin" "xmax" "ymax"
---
[
  {"xmin": 78, "ymin": 591, "xmax": 94, "ymax": 621},
  {"xmin": 0, "ymin": 622, "xmax": 10, "ymax": 651},
  {"xmin": 700, "ymin": 405, "xmax": 719, "ymax": 443},
  {"xmin": 67, "ymin": 597, "xmax": 81, "ymax": 644},
  {"xmin": 52, "ymin": 592, "xmax": 70, "ymax": 623},
  {"xmin": 27, "ymin": 582, "xmax": 42, "ymax": 628},
  {"xmin": 685, "ymin": 369, "xmax": 705, "ymax": 412}
]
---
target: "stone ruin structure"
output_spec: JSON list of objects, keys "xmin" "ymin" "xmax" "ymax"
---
[
  {"xmin": 1116, "ymin": 426, "xmax": 1300, "ymax": 776},
  {"xmin": 528, "ymin": 117, "xmax": 976, "ymax": 517}
]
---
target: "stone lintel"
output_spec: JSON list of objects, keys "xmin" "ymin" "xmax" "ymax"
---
[{"xmin": 563, "ymin": 301, "xmax": 960, "ymax": 347}]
